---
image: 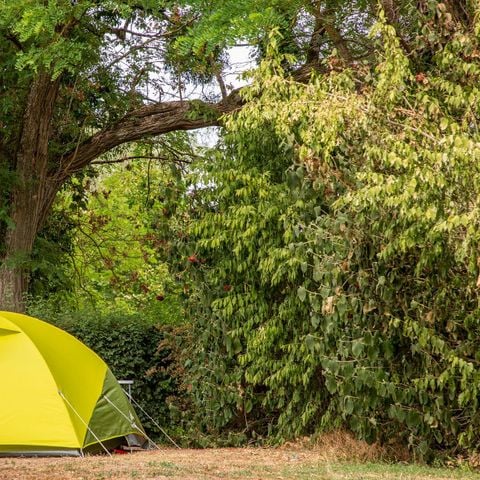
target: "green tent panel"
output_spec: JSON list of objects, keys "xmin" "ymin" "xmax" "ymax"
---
[{"xmin": 0, "ymin": 311, "xmax": 148, "ymax": 456}]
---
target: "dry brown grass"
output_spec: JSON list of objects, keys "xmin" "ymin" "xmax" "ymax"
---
[
  {"xmin": 0, "ymin": 433, "xmax": 474, "ymax": 480},
  {"xmin": 2, "ymin": 447, "xmax": 314, "ymax": 480},
  {"xmin": 308, "ymin": 430, "xmax": 410, "ymax": 462}
]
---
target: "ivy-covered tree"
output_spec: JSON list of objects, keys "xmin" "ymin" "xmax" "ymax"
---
[{"xmin": 179, "ymin": 2, "xmax": 480, "ymax": 455}]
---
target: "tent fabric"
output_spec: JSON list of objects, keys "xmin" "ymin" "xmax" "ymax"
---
[{"xmin": 0, "ymin": 311, "xmax": 147, "ymax": 456}]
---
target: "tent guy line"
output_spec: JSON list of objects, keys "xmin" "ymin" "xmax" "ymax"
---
[{"xmin": 58, "ymin": 390, "xmax": 113, "ymax": 457}]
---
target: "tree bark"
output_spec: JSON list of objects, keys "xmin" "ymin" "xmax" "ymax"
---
[
  {"xmin": 0, "ymin": 74, "xmax": 60, "ymax": 312},
  {"xmin": 0, "ymin": 267, "xmax": 28, "ymax": 313},
  {"xmin": 306, "ymin": 1, "xmax": 326, "ymax": 63}
]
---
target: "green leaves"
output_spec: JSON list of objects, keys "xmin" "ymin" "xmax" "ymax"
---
[
  {"xmin": 297, "ymin": 285, "xmax": 307, "ymax": 302},
  {"xmin": 35, "ymin": 142, "xmax": 191, "ymax": 315},
  {"xmin": 180, "ymin": 13, "xmax": 480, "ymax": 455},
  {"xmin": 351, "ymin": 339, "xmax": 364, "ymax": 358},
  {"xmin": 325, "ymin": 375, "xmax": 337, "ymax": 394},
  {"xmin": 18, "ymin": 0, "xmax": 474, "ymax": 454}
]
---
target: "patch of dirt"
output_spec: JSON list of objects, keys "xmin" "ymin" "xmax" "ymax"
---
[
  {"xmin": 0, "ymin": 447, "xmax": 314, "ymax": 480},
  {"xmin": 0, "ymin": 433, "xmax": 427, "ymax": 480}
]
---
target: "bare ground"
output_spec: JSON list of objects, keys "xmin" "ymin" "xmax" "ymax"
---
[{"xmin": 0, "ymin": 433, "xmax": 478, "ymax": 480}]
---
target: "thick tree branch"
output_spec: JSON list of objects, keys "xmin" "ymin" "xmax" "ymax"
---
[
  {"xmin": 1, "ymin": 73, "xmax": 61, "ymax": 311},
  {"xmin": 54, "ymin": 59, "xmax": 323, "ymax": 184},
  {"xmin": 15, "ymin": 74, "xmax": 61, "ymax": 233},
  {"xmin": 306, "ymin": 3, "xmax": 326, "ymax": 63},
  {"xmin": 43, "ymin": 61, "xmax": 319, "ymax": 229},
  {"xmin": 57, "ymin": 100, "xmax": 225, "ymax": 178},
  {"xmin": 40, "ymin": 88, "xmax": 244, "ymax": 231}
]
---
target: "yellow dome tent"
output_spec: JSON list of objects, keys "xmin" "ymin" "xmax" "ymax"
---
[{"xmin": 0, "ymin": 311, "xmax": 148, "ymax": 456}]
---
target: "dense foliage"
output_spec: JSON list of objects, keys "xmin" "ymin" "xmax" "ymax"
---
[
  {"xmin": 27, "ymin": 135, "xmax": 195, "ymax": 317},
  {"xmin": 177, "ymin": 10, "xmax": 480, "ymax": 457},
  {"xmin": 1, "ymin": 0, "xmax": 306, "ymax": 310}
]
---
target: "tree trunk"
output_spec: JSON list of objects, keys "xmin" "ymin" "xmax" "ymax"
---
[
  {"xmin": 0, "ymin": 265, "xmax": 28, "ymax": 313},
  {"xmin": 0, "ymin": 181, "xmax": 48, "ymax": 312},
  {"xmin": 0, "ymin": 73, "xmax": 60, "ymax": 313}
]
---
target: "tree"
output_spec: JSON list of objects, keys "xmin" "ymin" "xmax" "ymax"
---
[
  {"xmin": 0, "ymin": 0, "xmax": 475, "ymax": 313},
  {"xmin": 0, "ymin": 0, "xmax": 239, "ymax": 311}
]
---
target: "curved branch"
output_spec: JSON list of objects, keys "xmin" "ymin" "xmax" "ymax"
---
[
  {"xmin": 57, "ymin": 100, "xmax": 227, "ymax": 178},
  {"xmin": 38, "ymin": 89, "xmax": 245, "ymax": 230},
  {"xmin": 54, "ymin": 58, "xmax": 320, "ymax": 185},
  {"xmin": 41, "ymin": 63, "xmax": 317, "ymax": 230}
]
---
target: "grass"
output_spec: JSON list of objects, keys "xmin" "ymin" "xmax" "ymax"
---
[
  {"xmin": 1, "ymin": 433, "xmax": 480, "ymax": 480},
  {"xmin": 288, "ymin": 462, "xmax": 480, "ymax": 480},
  {"xmin": 1, "ymin": 448, "xmax": 480, "ymax": 480}
]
